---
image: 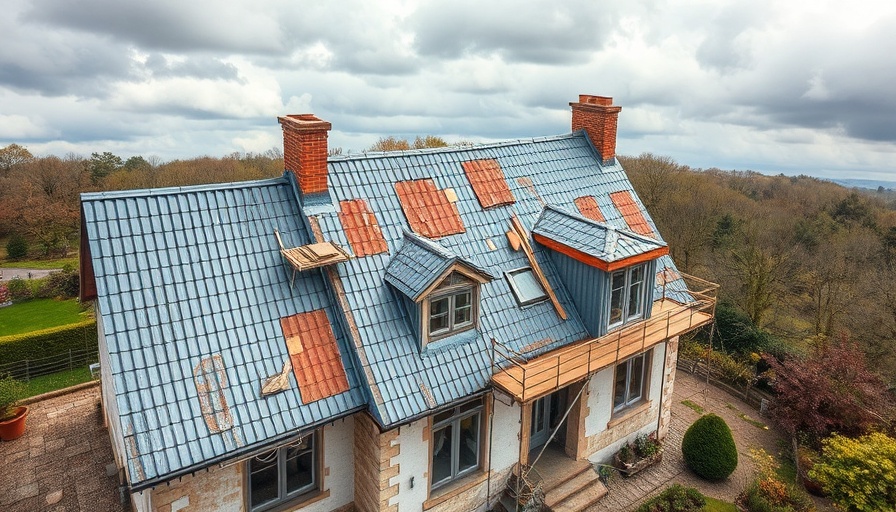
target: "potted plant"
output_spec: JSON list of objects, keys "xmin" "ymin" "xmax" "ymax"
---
[
  {"xmin": 613, "ymin": 432, "xmax": 663, "ymax": 476},
  {"xmin": 0, "ymin": 375, "xmax": 29, "ymax": 441}
]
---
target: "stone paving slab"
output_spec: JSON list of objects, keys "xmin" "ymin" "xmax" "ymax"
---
[
  {"xmin": 0, "ymin": 385, "xmax": 128, "ymax": 512},
  {"xmin": 589, "ymin": 369, "xmax": 835, "ymax": 511}
]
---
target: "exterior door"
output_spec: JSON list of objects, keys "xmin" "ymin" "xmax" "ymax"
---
[{"xmin": 529, "ymin": 393, "xmax": 553, "ymax": 450}]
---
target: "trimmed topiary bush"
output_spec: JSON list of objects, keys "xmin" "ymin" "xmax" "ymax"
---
[
  {"xmin": 636, "ymin": 484, "xmax": 705, "ymax": 512},
  {"xmin": 682, "ymin": 413, "xmax": 738, "ymax": 480}
]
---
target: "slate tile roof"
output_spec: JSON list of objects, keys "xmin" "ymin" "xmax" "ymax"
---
[
  {"xmin": 319, "ymin": 133, "xmax": 683, "ymax": 427},
  {"xmin": 80, "ymin": 178, "xmax": 366, "ymax": 488},
  {"xmin": 338, "ymin": 199, "xmax": 388, "ymax": 257},
  {"xmin": 462, "ymin": 159, "xmax": 515, "ymax": 208},
  {"xmin": 394, "ymin": 179, "xmax": 465, "ymax": 238},
  {"xmin": 610, "ymin": 190, "xmax": 656, "ymax": 237}
]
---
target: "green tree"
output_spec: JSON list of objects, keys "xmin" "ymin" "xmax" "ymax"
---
[
  {"xmin": 86, "ymin": 151, "xmax": 123, "ymax": 182},
  {"xmin": 5, "ymin": 233, "xmax": 28, "ymax": 260},
  {"xmin": 810, "ymin": 432, "xmax": 896, "ymax": 512},
  {"xmin": 123, "ymin": 155, "xmax": 151, "ymax": 172}
]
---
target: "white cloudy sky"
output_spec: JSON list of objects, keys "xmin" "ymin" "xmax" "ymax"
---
[{"xmin": 1, "ymin": 0, "xmax": 895, "ymax": 181}]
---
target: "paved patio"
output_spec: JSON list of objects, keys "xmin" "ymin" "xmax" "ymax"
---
[
  {"xmin": 0, "ymin": 384, "xmax": 127, "ymax": 512},
  {"xmin": 592, "ymin": 369, "xmax": 834, "ymax": 511},
  {"xmin": 0, "ymin": 369, "xmax": 833, "ymax": 512}
]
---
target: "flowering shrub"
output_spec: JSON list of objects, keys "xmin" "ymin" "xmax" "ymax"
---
[
  {"xmin": 809, "ymin": 432, "xmax": 896, "ymax": 512},
  {"xmin": 0, "ymin": 283, "xmax": 10, "ymax": 304},
  {"xmin": 737, "ymin": 449, "xmax": 814, "ymax": 512}
]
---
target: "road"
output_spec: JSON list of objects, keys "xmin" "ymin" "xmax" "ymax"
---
[{"xmin": 0, "ymin": 268, "xmax": 59, "ymax": 281}]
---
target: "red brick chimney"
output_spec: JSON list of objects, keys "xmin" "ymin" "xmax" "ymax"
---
[
  {"xmin": 278, "ymin": 114, "xmax": 332, "ymax": 195},
  {"xmin": 570, "ymin": 95, "xmax": 622, "ymax": 166}
]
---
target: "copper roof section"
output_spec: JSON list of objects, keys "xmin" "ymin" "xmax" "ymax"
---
[
  {"xmin": 462, "ymin": 159, "xmax": 515, "ymax": 208},
  {"xmin": 610, "ymin": 190, "xmax": 655, "ymax": 237},
  {"xmin": 338, "ymin": 199, "xmax": 388, "ymax": 257},
  {"xmin": 280, "ymin": 310, "xmax": 350, "ymax": 404},
  {"xmin": 574, "ymin": 196, "xmax": 605, "ymax": 222},
  {"xmin": 394, "ymin": 179, "xmax": 465, "ymax": 238}
]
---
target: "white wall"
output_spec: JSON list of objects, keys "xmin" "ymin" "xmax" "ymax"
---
[
  {"xmin": 583, "ymin": 344, "xmax": 667, "ymax": 463},
  {"xmin": 389, "ymin": 418, "xmax": 429, "ymax": 509},
  {"xmin": 303, "ymin": 417, "xmax": 356, "ymax": 512},
  {"xmin": 490, "ymin": 393, "xmax": 521, "ymax": 473}
]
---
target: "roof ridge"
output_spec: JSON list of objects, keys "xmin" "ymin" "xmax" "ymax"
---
[
  {"xmin": 401, "ymin": 228, "xmax": 456, "ymax": 260},
  {"xmin": 327, "ymin": 132, "xmax": 586, "ymax": 163},
  {"xmin": 80, "ymin": 175, "xmax": 290, "ymax": 201}
]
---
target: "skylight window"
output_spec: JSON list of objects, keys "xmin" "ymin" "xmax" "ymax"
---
[{"xmin": 506, "ymin": 268, "xmax": 548, "ymax": 306}]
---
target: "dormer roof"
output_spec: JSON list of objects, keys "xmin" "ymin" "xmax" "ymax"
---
[
  {"xmin": 384, "ymin": 229, "xmax": 494, "ymax": 302},
  {"xmin": 532, "ymin": 205, "xmax": 669, "ymax": 271}
]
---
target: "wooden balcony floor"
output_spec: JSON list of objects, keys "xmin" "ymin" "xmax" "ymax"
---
[{"xmin": 492, "ymin": 299, "xmax": 713, "ymax": 403}]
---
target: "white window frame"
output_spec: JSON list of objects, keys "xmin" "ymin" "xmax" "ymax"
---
[
  {"xmin": 613, "ymin": 353, "xmax": 648, "ymax": 414},
  {"xmin": 425, "ymin": 273, "xmax": 478, "ymax": 343},
  {"xmin": 247, "ymin": 432, "xmax": 318, "ymax": 511},
  {"xmin": 608, "ymin": 263, "xmax": 646, "ymax": 329},
  {"xmin": 430, "ymin": 400, "xmax": 483, "ymax": 490}
]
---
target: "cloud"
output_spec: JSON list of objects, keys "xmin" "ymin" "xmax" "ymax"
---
[{"xmin": 409, "ymin": 0, "xmax": 620, "ymax": 64}]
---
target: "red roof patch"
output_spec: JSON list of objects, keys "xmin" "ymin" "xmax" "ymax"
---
[
  {"xmin": 610, "ymin": 190, "xmax": 655, "ymax": 237},
  {"xmin": 394, "ymin": 179, "xmax": 465, "ymax": 238},
  {"xmin": 280, "ymin": 310, "xmax": 350, "ymax": 404},
  {"xmin": 574, "ymin": 196, "xmax": 605, "ymax": 222},
  {"xmin": 462, "ymin": 159, "xmax": 515, "ymax": 208},
  {"xmin": 338, "ymin": 199, "xmax": 388, "ymax": 257}
]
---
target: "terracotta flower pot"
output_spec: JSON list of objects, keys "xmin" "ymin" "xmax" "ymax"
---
[{"xmin": 0, "ymin": 406, "xmax": 29, "ymax": 441}]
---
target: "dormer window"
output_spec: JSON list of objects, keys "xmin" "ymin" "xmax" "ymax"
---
[
  {"xmin": 427, "ymin": 272, "xmax": 478, "ymax": 341},
  {"xmin": 609, "ymin": 264, "xmax": 646, "ymax": 328}
]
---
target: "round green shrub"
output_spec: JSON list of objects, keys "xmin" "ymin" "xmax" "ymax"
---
[
  {"xmin": 681, "ymin": 413, "xmax": 738, "ymax": 480},
  {"xmin": 5, "ymin": 233, "xmax": 28, "ymax": 260},
  {"xmin": 637, "ymin": 484, "xmax": 705, "ymax": 512}
]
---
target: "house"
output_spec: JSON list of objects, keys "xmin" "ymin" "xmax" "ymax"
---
[{"xmin": 79, "ymin": 94, "xmax": 717, "ymax": 512}]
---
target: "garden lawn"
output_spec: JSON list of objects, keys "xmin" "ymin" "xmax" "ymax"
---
[
  {"xmin": 0, "ymin": 299, "xmax": 88, "ymax": 336},
  {"xmin": 22, "ymin": 367, "xmax": 93, "ymax": 397},
  {"xmin": 703, "ymin": 496, "xmax": 737, "ymax": 512},
  {"xmin": 0, "ymin": 256, "xmax": 78, "ymax": 269}
]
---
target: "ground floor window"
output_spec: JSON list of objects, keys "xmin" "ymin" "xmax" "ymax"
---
[
  {"xmin": 613, "ymin": 353, "xmax": 648, "ymax": 413},
  {"xmin": 431, "ymin": 399, "xmax": 482, "ymax": 490},
  {"xmin": 248, "ymin": 432, "xmax": 317, "ymax": 511}
]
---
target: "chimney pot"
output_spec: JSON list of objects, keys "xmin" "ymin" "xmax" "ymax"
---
[{"xmin": 278, "ymin": 114, "xmax": 332, "ymax": 195}]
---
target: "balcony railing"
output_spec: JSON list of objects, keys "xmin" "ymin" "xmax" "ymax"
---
[{"xmin": 491, "ymin": 272, "xmax": 718, "ymax": 403}]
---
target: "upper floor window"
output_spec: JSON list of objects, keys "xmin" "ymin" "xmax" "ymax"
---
[
  {"xmin": 506, "ymin": 267, "xmax": 548, "ymax": 307},
  {"xmin": 431, "ymin": 399, "xmax": 482, "ymax": 490},
  {"xmin": 613, "ymin": 353, "xmax": 648, "ymax": 413},
  {"xmin": 248, "ymin": 432, "xmax": 317, "ymax": 511},
  {"xmin": 609, "ymin": 264, "xmax": 646, "ymax": 328},
  {"xmin": 427, "ymin": 272, "xmax": 478, "ymax": 342}
]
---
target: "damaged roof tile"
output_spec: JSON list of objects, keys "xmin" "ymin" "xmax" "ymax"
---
[
  {"xmin": 394, "ymin": 179, "xmax": 465, "ymax": 238},
  {"xmin": 338, "ymin": 199, "xmax": 388, "ymax": 257},
  {"xmin": 574, "ymin": 195, "xmax": 605, "ymax": 222},
  {"xmin": 462, "ymin": 159, "xmax": 515, "ymax": 208},
  {"xmin": 610, "ymin": 190, "xmax": 655, "ymax": 237},
  {"xmin": 280, "ymin": 310, "xmax": 350, "ymax": 404}
]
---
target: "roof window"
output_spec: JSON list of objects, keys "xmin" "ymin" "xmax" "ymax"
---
[{"xmin": 506, "ymin": 267, "xmax": 548, "ymax": 306}]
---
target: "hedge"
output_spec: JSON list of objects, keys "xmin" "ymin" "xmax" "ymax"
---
[{"xmin": 0, "ymin": 319, "xmax": 98, "ymax": 364}]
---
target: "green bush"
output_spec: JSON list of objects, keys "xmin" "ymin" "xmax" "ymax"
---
[
  {"xmin": 682, "ymin": 414, "xmax": 738, "ymax": 480},
  {"xmin": 809, "ymin": 432, "xmax": 896, "ymax": 512},
  {"xmin": 737, "ymin": 449, "xmax": 815, "ymax": 512},
  {"xmin": 636, "ymin": 484, "xmax": 705, "ymax": 512},
  {"xmin": 5, "ymin": 233, "xmax": 28, "ymax": 260},
  {"xmin": 38, "ymin": 269, "xmax": 79, "ymax": 299},
  {"xmin": 5, "ymin": 277, "xmax": 32, "ymax": 301},
  {"xmin": 0, "ymin": 320, "xmax": 97, "ymax": 364}
]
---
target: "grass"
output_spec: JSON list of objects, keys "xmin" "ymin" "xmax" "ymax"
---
[
  {"xmin": 0, "ymin": 299, "xmax": 90, "ymax": 336},
  {"xmin": 21, "ymin": 367, "xmax": 93, "ymax": 398},
  {"xmin": 725, "ymin": 402, "xmax": 769, "ymax": 430},
  {"xmin": 0, "ymin": 256, "xmax": 78, "ymax": 270},
  {"xmin": 703, "ymin": 496, "xmax": 737, "ymax": 511},
  {"xmin": 681, "ymin": 399, "xmax": 706, "ymax": 414}
]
